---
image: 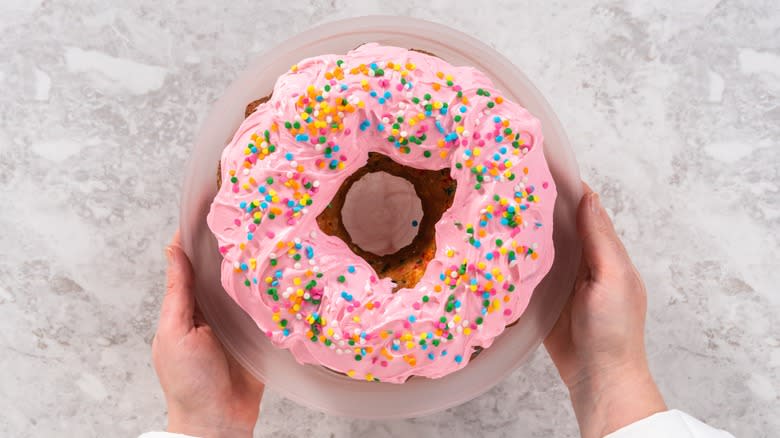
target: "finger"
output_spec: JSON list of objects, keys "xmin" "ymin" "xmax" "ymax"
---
[
  {"xmin": 159, "ymin": 232, "xmax": 195, "ymax": 336},
  {"xmin": 576, "ymin": 185, "xmax": 630, "ymax": 280}
]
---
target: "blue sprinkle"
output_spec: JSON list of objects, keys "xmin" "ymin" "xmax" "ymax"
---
[
  {"xmin": 460, "ymin": 106, "xmax": 467, "ymax": 113},
  {"xmin": 482, "ymin": 292, "xmax": 490, "ymax": 299},
  {"xmin": 316, "ymin": 95, "xmax": 323, "ymax": 102},
  {"xmin": 240, "ymin": 263, "xmax": 248, "ymax": 271},
  {"xmin": 440, "ymin": 107, "xmax": 448, "ymax": 115},
  {"xmin": 258, "ymin": 186, "xmax": 266, "ymax": 193},
  {"xmin": 473, "ymin": 240, "xmax": 482, "ymax": 248},
  {"xmin": 378, "ymin": 97, "xmax": 386, "ymax": 104},
  {"xmin": 312, "ymin": 312, "xmax": 319, "ymax": 320},
  {"xmin": 360, "ymin": 331, "xmax": 367, "ymax": 338},
  {"xmin": 340, "ymin": 84, "xmax": 348, "ymax": 91},
  {"xmin": 348, "ymin": 265, "xmax": 356, "ymax": 273},
  {"xmin": 439, "ymin": 273, "xmax": 446, "ymax": 281},
  {"xmin": 441, "ymin": 350, "xmax": 448, "ymax": 356},
  {"xmin": 481, "ymin": 308, "xmax": 488, "ymax": 315},
  {"xmin": 247, "ymin": 233, "xmax": 254, "ymax": 241},
  {"xmin": 428, "ymin": 352, "xmax": 435, "ymax": 360},
  {"xmin": 287, "ymin": 200, "xmax": 295, "ymax": 207},
  {"xmin": 295, "ymin": 134, "xmax": 309, "ymax": 142},
  {"xmin": 294, "ymin": 242, "xmax": 302, "ymax": 249},
  {"xmin": 408, "ymin": 315, "xmax": 417, "ymax": 323},
  {"xmin": 370, "ymin": 62, "xmax": 378, "ymax": 69},
  {"xmin": 479, "ymin": 220, "xmax": 487, "ymax": 227},
  {"xmin": 486, "ymin": 253, "xmax": 494, "ymax": 260},
  {"xmin": 283, "ymin": 329, "xmax": 290, "ymax": 336},
  {"xmin": 333, "ymin": 145, "xmax": 340, "ymax": 152},
  {"xmin": 252, "ymin": 278, "xmax": 258, "ymax": 284},
  {"xmin": 493, "ymin": 153, "xmax": 501, "ymax": 161},
  {"xmin": 500, "ymin": 147, "xmax": 507, "ymax": 154},
  {"xmin": 383, "ymin": 91, "xmax": 392, "ymax": 99},
  {"xmin": 239, "ymin": 201, "xmax": 247, "ymax": 209},
  {"xmin": 377, "ymin": 124, "xmax": 385, "ymax": 132},
  {"xmin": 411, "ymin": 220, "xmax": 419, "ymax": 227},
  {"xmin": 455, "ymin": 355, "xmax": 463, "ymax": 363},
  {"xmin": 306, "ymin": 246, "xmax": 314, "ymax": 259},
  {"xmin": 496, "ymin": 135, "xmax": 504, "ymax": 142},
  {"xmin": 274, "ymin": 269, "xmax": 283, "ymax": 278},
  {"xmin": 501, "ymin": 218, "xmax": 509, "ymax": 226},
  {"xmin": 493, "ymin": 116, "xmax": 501, "ymax": 123},
  {"xmin": 260, "ymin": 202, "xmax": 268, "ymax": 209},
  {"xmin": 285, "ymin": 152, "xmax": 294, "ymax": 160},
  {"xmin": 426, "ymin": 332, "xmax": 433, "ymax": 339},
  {"xmin": 392, "ymin": 343, "xmax": 400, "ymax": 351},
  {"xmin": 435, "ymin": 120, "xmax": 445, "ymax": 134},
  {"xmin": 454, "ymin": 300, "xmax": 461, "ymax": 308},
  {"xmin": 425, "ymin": 110, "xmax": 432, "ymax": 117},
  {"xmin": 370, "ymin": 90, "xmax": 378, "ymax": 97},
  {"xmin": 421, "ymin": 344, "xmax": 428, "ymax": 350}
]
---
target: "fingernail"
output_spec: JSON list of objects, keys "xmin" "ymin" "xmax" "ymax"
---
[
  {"xmin": 165, "ymin": 246, "xmax": 174, "ymax": 264},
  {"xmin": 589, "ymin": 192, "xmax": 601, "ymax": 214}
]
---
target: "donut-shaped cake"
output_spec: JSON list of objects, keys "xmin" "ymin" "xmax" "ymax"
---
[{"xmin": 207, "ymin": 43, "xmax": 556, "ymax": 383}]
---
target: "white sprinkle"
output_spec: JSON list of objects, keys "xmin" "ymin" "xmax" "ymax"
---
[
  {"xmin": 310, "ymin": 231, "xmax": 317, "ymax": 238},
  {"xmin": 304, "ymin": 293, "xmax": 311, "ymax": 299}
]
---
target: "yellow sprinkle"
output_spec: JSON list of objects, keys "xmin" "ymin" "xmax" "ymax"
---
[
  {"xmin": 347, "ymin": 370, "xmax": 356, "ymax": 377},
  {"xmin": 464, "ymin": 327, "xmax": 472, "ymax": 336}
]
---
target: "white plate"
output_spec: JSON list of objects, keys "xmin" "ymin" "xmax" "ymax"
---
[{"xmin": 180, "ymin": 16, "xmax": 582, "ymax": 419}]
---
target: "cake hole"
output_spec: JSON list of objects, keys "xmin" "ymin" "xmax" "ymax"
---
[
  {"xmin": 341, "ymin": 171, "xmax": 423, "ymax": 256},
  {"xmin": 315, "ymin": 152, "xmax": 456, "ymax": 290}
]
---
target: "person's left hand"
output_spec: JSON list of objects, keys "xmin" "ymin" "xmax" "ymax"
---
[{"xmin": 152, "ymin": 231, "xmax": 264, "ymax": 438}]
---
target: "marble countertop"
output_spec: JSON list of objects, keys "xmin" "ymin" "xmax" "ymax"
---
[{"xmin": 1, "ymin": 1, "xmax": 777, "ymax": 436}]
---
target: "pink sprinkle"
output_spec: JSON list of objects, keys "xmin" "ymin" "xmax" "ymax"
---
[
  {"xmin": 381, "ymin": 361, "xmax": 388, "ymax": 367},
  {"xmin": 353, "ymin": 300, "xmax": 361, "ymax": 307},
  {"xmin": 370, "ymin": 275, "xmax": 377, "ymax": 282},
  {"xmin": 478, "ymin": 140, "xmax": 485, "ymax": 146},
  {"xmin": 266, "ymin": 331, "xmax": 273, "ymax": 338},
  {"xmin": 319, "ymin": 128, "xmax": 327, "ymax": 135},
  {"xmin": 344, "ymin": 128, "xmax": 351, "ymax": 135},
  {"xmin": 462, "ymin": 140, "xmax": 469, "ymax": 147},
  {"xmin": 453, "ymin": 85, "xmax": 462, "ymax": 92},
  {"xmin": 371, "ymin": 357, "xmax": 378, "ymax": 364},
  {"xmin": 403, "ymin": 321, "xmax": 411, "ymax": 329},
  {"xmin": 347, "ymin": 306, "xmax": 354, "ymax": 312},
  {"xmin": 413, "ymin": 302, "xmax": 421, "ymax": 310},
  {"xmin": 373, "ymin": 301, "xmax": 380, "ymax": 308},
  {"xmin": 473, "ymin": 132, "xmax": 481, "ymax": 139},
  {"xmin": 327, "ymin": 140, "xmax": 335, "ymax": 146},
  {"xmin": 503, "ymin": 309, "xmax": 512, "ymax": 316},
  {"xmin": 248, "ymin": 224, "xmax": 257, "ymax": 232},
  {"xmin": 394, "ymin": 332, "xmax": 402, "ymax": 339},
  {"xmin": 542, "ymin": 181, "xmax": 549, "ymax": 189},
  {"xmin": 396, "ymin": 84, "xmax": 404, "ymax": 91},
  {"xmin": 232, "ymin": 186, "xmax": 239, "ymax": 193},
  {"xmin": 272, "ymin": 306, "xmax": 279, "ymax": 312},
  {"xmin": 233, "ymin": 219, "xmax": 241, "ymax": 226},
  {"xmin": 266, "ymin": 231, "xmax": 275, "ymax": 238}
]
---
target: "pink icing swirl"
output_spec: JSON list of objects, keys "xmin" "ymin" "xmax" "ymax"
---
[{"xmin": 207, "ymin": 43, "xmax": 556, "ymax": 383}]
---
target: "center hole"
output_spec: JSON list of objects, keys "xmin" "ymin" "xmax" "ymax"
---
[{"xmin": 341, "ymin": 171, "xmax": 423, "ymax": 256}]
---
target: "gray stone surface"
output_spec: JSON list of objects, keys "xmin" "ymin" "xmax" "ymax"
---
[{"xmin": 0, "ymin": 1, "xmax": 777, "ymax": 436}]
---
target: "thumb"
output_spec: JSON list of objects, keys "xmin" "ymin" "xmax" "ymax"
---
[
  {"xmin": 159, "ymin": 231, "xmax": 195, "ymax": 335},
  {"xmin": 576, "ymin": 184, "xmax": 631, "ymax": 280}
]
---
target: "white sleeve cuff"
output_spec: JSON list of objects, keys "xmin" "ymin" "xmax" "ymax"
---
[
  {"xmin": 606, "ymin": 409, "xmax": 735, "ymax": 438},
  {"xmin": 138, "ymin": 432, "xmax": 198, "ymax": 438}
]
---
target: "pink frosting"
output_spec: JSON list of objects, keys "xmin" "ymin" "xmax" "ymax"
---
[{"xmin": 207, "ymin": 43, "xmax": 556, "ymax": 383}]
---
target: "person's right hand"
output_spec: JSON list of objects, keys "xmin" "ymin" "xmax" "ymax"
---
[{"xmin": 544, "ymin": 183, "xmax": 666, "ymax": 438}]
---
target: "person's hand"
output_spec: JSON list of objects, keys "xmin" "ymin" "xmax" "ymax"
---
[
  {"xmin": 152, "ymin": 232, "xmax": 264, "ymax": 438},
  {"xmin": 544, "ymin": 183, "xmax": 666, "ymax": 438}
]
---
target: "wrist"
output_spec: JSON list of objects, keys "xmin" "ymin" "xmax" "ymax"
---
[
  {"xmin": 568, "ymin": 359, "xmax": 666, "ymax": 438},
  {"xmin": 167, "ymin": 408, "xmax": 256, "ymax": 438}
]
